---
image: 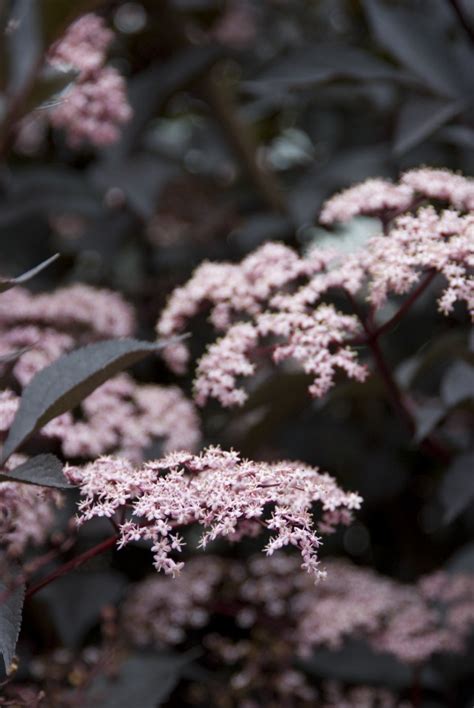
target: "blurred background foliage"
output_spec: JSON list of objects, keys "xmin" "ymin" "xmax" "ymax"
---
[{"xmin": 0, "ymin": 0, "xmax": 473, "ymax": 705}]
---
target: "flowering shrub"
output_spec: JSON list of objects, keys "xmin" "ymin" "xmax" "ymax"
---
[
  {"xmin": 0, "ymin": 2, "xmax": 473, "ymax": 706},
  {"xmin": 0, "ymin": 164, "xmax": 471, "ymax": 704},
  {"xmin": 157, "ymin": 169, "xmax": 473, "ymax": 407}
]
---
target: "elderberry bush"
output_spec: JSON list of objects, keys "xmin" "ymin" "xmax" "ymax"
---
[{"xmin": 0, "ymin": 2, "xmax": 473, "ymax": 707}]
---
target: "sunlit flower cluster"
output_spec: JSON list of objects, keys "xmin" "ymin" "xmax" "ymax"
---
[{"xmin": 65, "ymin": 447, "xmax": 361, "ymax": 579}]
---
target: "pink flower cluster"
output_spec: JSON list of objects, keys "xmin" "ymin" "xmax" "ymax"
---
[
  {"xmin": 156, "ymin": 169, "xmax": 473, "ymax": 407},
  {"xmin": 320, "ymin": 168, "xmax": 474, "ymax": 224},
  {"xmin": 296, "ymin": 559, "xmax": 474, "ymax": 664},
  {"xmin": 320, "ymin": 178, "xmax": 414, "ymax": 225},
  {"xmin": 48, "ymin": 13, "xmax": 132, "ymax": 146},
  {"xmin": 49, "ymin": 14, "xmax": 113, "ymax": 73},
  {"xmin": 0, "ymin": 284, "xmax": 134, "ymax": 339},
  {"xmin": 0, "ymin": 456, "xmax": 62, "ymax": 556},
  {"xmin": 124, "ymin": 556, "xmax": 223, "ymax": 645},
  {"xmin": 70, "ymin": 375, "xmax": 200, "ymax": 459},
  {"xmin": 0, "ymin": 284, "xmax": 135, "ymax": 385},
  {"xmin": 0, "ymin": 284, "xmax": 201, "ymax": 460},
  {"xmin": 65, "ymin": 447, "xmax": 362, "ymax": 579},
  {"xmin": 322, "ymin": 683, "xmax": 411, "ymax": 708},
  {"xmin": 0, "ymin": 374, "xmax": 201, "ymax": 461},
  {"xmin": 402, "ymin": 167, "xmax": 474, "ymax": 212},
  {"xmin": 123, "ymin": 553, "xmax": 474, "ymax": 668}
]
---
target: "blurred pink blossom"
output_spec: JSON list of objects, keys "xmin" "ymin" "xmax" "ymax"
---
[
  {"xmin": 320, "ymin": 178, "xmax": 414, "ymax": 224},
  {"xmin": 123, "ymin": 553, "xmax": 474, "ymax": 667},
  {"xmin": 47, "ymin": 13, "xmax": 131, "ymax": 147},
  {"xmin": 0, "ymin": 456, "xmax": 62, "ymax": 557}
]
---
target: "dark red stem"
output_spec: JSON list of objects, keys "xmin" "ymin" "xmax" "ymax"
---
[
  {"xmin": 25, "ymin": 535, "xmax": 118, "ymax": 599},
  {"xmin": 345, "ymin": 290, "xmax": 450, "ymax": 463},
  {"xmin": 368, "ymin": 335, "xmax": 415, "ymax": 429},
  {"xmin": 347, "ymin": 270, "xmax": 437, "ymax": 346},
  {"xmin": 374, "ymin": 270, "xmax": 437, "ymax": 339},
  {"xmin": 371, "ymin": 339, "xmax": 449, "ymax": 461},
  {"xmin": 411, "ymin": 665, "xmax": 422, "ymax": 708}
]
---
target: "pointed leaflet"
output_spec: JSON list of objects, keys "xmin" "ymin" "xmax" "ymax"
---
[
  {"xmin": 41, "ymin": 571, "xmax": 127, "ymax": 647},
  {"xmin": 85, "ymin": 653, "xmax": 191, "ymax": 708},
  {"xmin": 440, "ymin": 360, "xmax": 474, "ymax": 408},
  {"xmin": 440, "ymin": 452, "xmax": 474, "ymax": 524},
  {"xmin": 0, "ymin": 253, "xmax": 59, "ymax": 293},
  {"xmin": 2, "ymin": 337, "xmax": 180, "ymax": 461},
  {"xmin": 0, "ymin": 570, "xmax": 25, "ymax": 672},
  {"xmin": 363, "ymin": 0, "xmax": 464, "ymax": 98},
  {"xmin": 243, "ymin": 44, "xmax": 406, "ymax": 95},
  {"xmin": 0, "ymin": 454, "xmax": 70, "ymax": 488},
  {"xmin": 394, "ymin": 97, "xmax": 464, "ymax": 155},
  {"xmin": 0, "ymin": 346, "xmax": 32, "ymax": 364},
  {"xmin": 413, "ymin": 401, "xmax": 446, "ymax": 443}
]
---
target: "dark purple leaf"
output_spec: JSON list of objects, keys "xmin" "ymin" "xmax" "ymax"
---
[
  {"xmin": 0, "ymin": 570, "xmax": 24, "ymax": 672},
  {"xmin": 85, "ymin": 653, "xmax": 189, "ymax": 708},
  {"xmin": 0, "ymin": 253, "xmax": 59, "ymax": 293},
  {"xmin": 42, "ymin": 571, "xmax": 127, "ymax": 647},
  {"xmin": 0, "ymin": 454, "xmax": 70, "ymax": 488},
  {"xmin": 440, "ymin": 452, "xmax": 474, "ymax": 523},
  {"xmin": 441, "ymin": 360, "xmax": 474, "ymax": 408},
  {"xmin": 363, "ymin": 0, "xmax": 465, "ymax": 97},
  {"xmin": 394, "ymin": 97, "xmax": 464, "ymax": 155},
  {"xmin": 6, "ymin": 0, "xmax": 42, "ymax": 95},
  {"xmin": 245, "ymin": 44, "xmax": 407, "ymax": 96},
  {"xmin": 2, "ymin": 337, "xmax": 180, "ymax": 461},
  {"xmin": 301, "ymin": 639, "xmax": 411, "ymax": 688},
  {"xmin": 413, "ymin": 401, "xmax": 446, "ymax": 443}
]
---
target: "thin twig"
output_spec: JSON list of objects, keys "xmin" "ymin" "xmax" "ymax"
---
[
  {"xmin": 0, "ymin": 535, "xmax": 76, "ymax": 606},
  {"xmin": 373, "ymin": 270, "xmax": 437, "ymax": 340},
  {"xmin": 26, "ymin": 534, "xmax": 118, "ymax": 599},
  {"xmin": 344, "ymin": 290, "xmax": 450, "ymax": 463}
]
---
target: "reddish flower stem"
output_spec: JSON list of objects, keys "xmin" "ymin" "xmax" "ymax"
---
[
  {"xmin": 345, "ymin": 290, "xmax": 450, "ymax": 463},
  {"xmin": 411, "ymin": 665, "xmax": 422, "ymax": 708},
  {"xmin": 0, "ymin": 535, "xmax": 77, "ymax": 606},
  {"xmin": 367, "ymin": 334, "xmax": 416, "ymax": 430},
  {"xmin": 347, "ymin": 270, "xmax": 437, "ymax": 346},
  {"xmin": 25, "ymin": 534, "xmax": 118, "ymax": 599},
  {"xmin": 372, "ymin": 270, "xmax": 437, "ymax": 340}
]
